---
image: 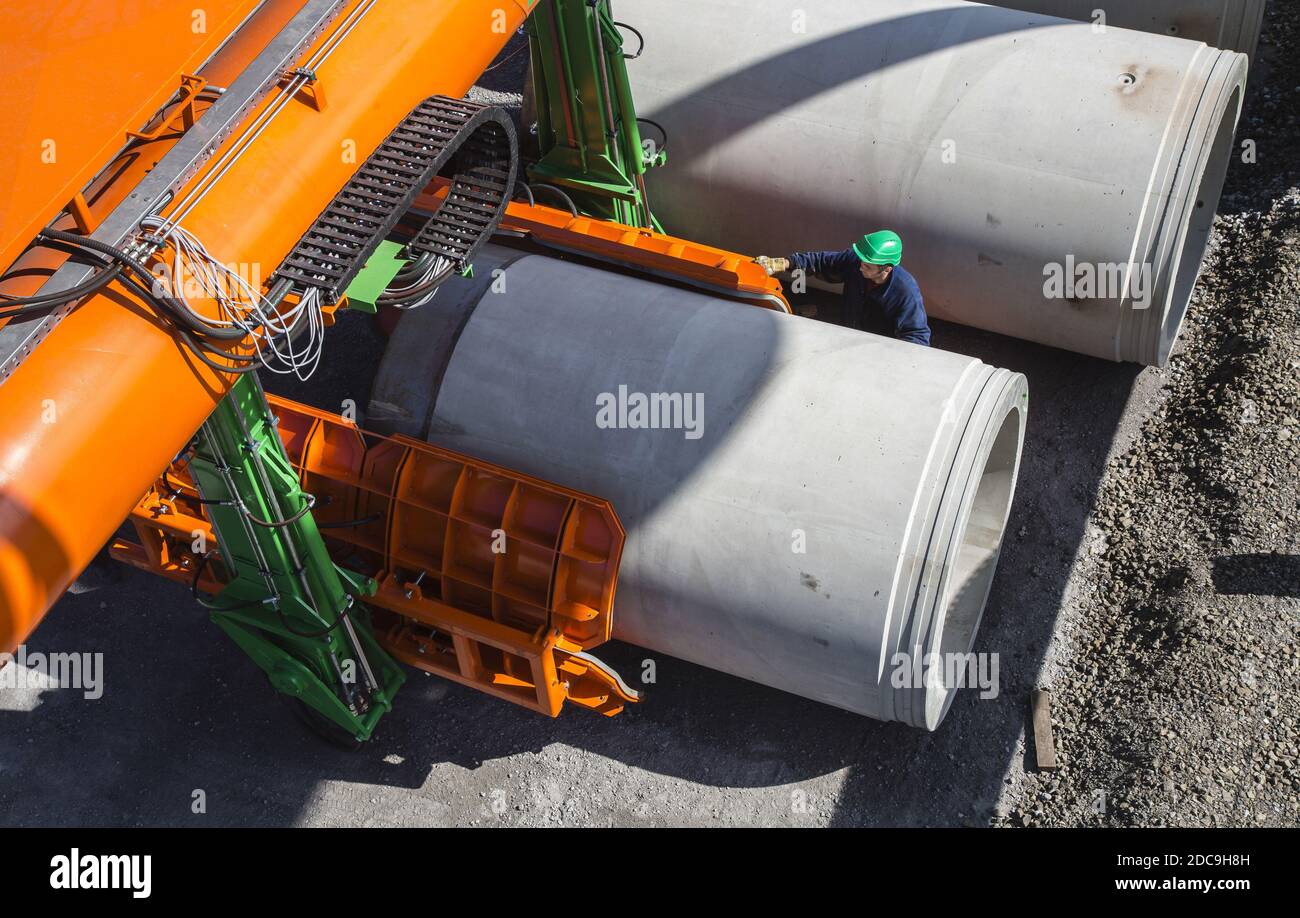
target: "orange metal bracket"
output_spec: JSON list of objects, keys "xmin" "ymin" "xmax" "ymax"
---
[
  {"xmin": 126, "ymin": 74, "xmax": 209, "ymax": 142},
  {"xmin": 109, "ymin": 483, "xmax": 224, "ymax": 593},
  {"xmin": 282, "ymin": 67, "xmax": 328, "ymax": 113},
  {"xmin": 111, "ymin": 394, "xmax": 638, "ymax": 718},
  {"xmin": 66, "ymin": 193, "xmax": 98, "ymax": 235}
]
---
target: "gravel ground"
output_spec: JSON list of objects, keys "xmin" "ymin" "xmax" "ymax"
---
[
  {"xmin": 1, "ymin": 18, "xmax": 1296, "ymax": 828},
  {"xmin": 996, "ymin": 2, "xmax": 1300, "ymax": 827}
]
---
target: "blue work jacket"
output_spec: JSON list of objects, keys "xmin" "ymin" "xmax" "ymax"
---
[{"xmin": 788, "ymin": 249, "xmax": 931, "ymax": 346}]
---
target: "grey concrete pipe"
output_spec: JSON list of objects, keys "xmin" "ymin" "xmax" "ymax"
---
[
  {"xmin": 369, "ymin": 246, "xmax": 1029, "ymax": 728},
  {"xmin": 621, "ymin": 0, "xmax": 1247, "ymax": 365},
  {"xmin": 984, "ymin": 0, "xmax": 1266, "ymax": 59}
]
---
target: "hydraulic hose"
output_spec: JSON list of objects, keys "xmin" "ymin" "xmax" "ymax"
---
[{"xmin": 37, "ymin": 227, "xmax": 249, "ymax": 342}]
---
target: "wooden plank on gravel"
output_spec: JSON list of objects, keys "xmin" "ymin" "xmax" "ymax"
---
[{"xmin": 1031, "ymin": 689, "xmax": 1058, "ymax": 771}]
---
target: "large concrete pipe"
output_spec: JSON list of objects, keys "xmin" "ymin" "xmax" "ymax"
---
[
  {"xmin": 369, "ymin": 246, "xmax": 1029, "ymax": 728},
  {"xmin": 985, "ymin": 0, "xmax": 1266, "ymax": 60},
  {"xmin": 620, "ymin": 0, "xmax": 1247, "ymax": 365}
]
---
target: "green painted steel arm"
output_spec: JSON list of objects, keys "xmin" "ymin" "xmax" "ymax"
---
[
  {"xmin": 526, "ymin": 0, "xmax": 664, "ymax": 228},
  {"xmin": 188, "ymin": 373, "xmax": 404, "ymax": 743}
]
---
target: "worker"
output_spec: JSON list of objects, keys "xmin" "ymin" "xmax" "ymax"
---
[{"xmin": 758, "ymin": 230, "xmax": 931, "ymax": 346}]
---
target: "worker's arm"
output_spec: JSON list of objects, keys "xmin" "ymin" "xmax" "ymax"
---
[{"xmin": 787, "ymin": 248, "xmax": 860, "ymax": 280}]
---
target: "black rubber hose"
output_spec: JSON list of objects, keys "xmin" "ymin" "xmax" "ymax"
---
[
  {"xmin": 511, "ymin": 181, "xmax": 536, "ymax": 207},
  {"xmin": 637, "ymin": 117, "xmax": 668, "ymax": 156},
  {"xmin": 393, "ymin": 251, "xmax": 433, "ymax": 283},
  {"xmin": 190, "ymin": 554, "xmax": 265, "ymax": 612},
  {"xmin": 7, "ymin": 238, "xmax": 259, "ymax": 374},
  {"xmin": 5, "ymin": 230, "xmax": 260, "ymax": 375},
  {"xmin": 244, "ymin": 494, "xmax": 317, "ymax": 529},
  {"xmin": 38, "ymin": 227, "xmax": 248, "ymax": 341},
  {"xmin": 614, "ymin": 21, "xmax": 645, "ymax": 59},
  {"xmin": 530, "ymin": 183, "xmax": 579, "ymax": 217},
  {"xmin": 111, "ymin": 271, "xmax": 262, "ymax": 375},
  {"xmin": 0, "ymin": 263, "xmax": 124, "ymax": 314}
]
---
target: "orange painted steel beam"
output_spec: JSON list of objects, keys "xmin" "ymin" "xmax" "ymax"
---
[
  {"xmin": 111, "ymin": 395, "xmax": 636, "ymax": 717},
  {"xmin": 0, "ymin": 0, "xmax": 268, "ymax": 276},
  {"xmin": 0, "ymin": 0, "xmax": 535, "ymax": 655}
]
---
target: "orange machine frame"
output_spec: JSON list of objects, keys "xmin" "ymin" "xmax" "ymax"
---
[
  {"xmin": 112, "ymin": 396, "xmax": 639, "ymax": 717},
  {"xmin": 0, "ymin": 0, "xmax": 535, "ymax": 656}
]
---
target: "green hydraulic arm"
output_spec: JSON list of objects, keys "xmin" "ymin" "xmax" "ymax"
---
[
  {"xmin": 525, "ymin": 0, "xmax": 665, "ymax": 228},
  {"xmin": 185, "ymin": 372, "xmax": 404, "ymax": 745}
]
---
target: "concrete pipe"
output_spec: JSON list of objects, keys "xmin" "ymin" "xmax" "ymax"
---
[
  {"xmin": 984, "ymin": 0, "xmax": 1266, "ymax": 60},
  {"xmin": 369, "ymin": 246, "xmax": 1029, "ymax": 728},
  {"xmin": 620, "ymin": 0, "xmax": 1247, "ymax": 365}
]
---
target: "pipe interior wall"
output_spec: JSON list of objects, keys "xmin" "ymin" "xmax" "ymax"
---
[
  {"xmin": 370, "ymin": 245, "xmax": 1029, "ymax": 728},
  {"xmin": 621, "ymin": 0, "xmax": 1247, "ymax": 365}
]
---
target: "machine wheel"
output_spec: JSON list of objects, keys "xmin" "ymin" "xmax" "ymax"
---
[{"xmin": 276, "ymin": 689, "xmax": 364, "ymax": 751}]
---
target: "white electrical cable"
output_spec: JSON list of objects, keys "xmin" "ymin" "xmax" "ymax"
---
[
  {"xmin": 383, "ymin": 253, "xmax": 454, "ymax": 309},
  {"xmin": 125, "ymin": 0, "xmax": 380, "ymax": 379},
  {"xmin": 139, "ymin": 215, "xmax": 325, "ymax": 379}
]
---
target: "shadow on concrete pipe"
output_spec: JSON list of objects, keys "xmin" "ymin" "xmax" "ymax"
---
[
  {"xmin": 370, "ymin": 245, "xmax": 1028, "ymax": 729},
  {"xmin": 621, "ymin": 0, "xmax": 1248, "ymax": 366}
]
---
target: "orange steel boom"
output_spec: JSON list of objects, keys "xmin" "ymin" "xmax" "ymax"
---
[
  {"xmin": 0, "ymin": 0, "xmax": 266, "ymax": 278},
  {"xmin": 0, "ymin": 0, "xmax": 535, "ymax": 655}
]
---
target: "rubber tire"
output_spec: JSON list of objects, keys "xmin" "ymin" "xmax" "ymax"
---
[{"xmin": 276, "ymin": 687, "xmax": 364, "ymax": 751}]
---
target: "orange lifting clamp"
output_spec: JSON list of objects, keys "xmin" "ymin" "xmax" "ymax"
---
[
  {"xmin": 112, "ymin": 395, "xmax": 641, "ymax": 718},
  {"xmin": 414, "ymin": 181, "xmax": 792, "ymax": 313}
]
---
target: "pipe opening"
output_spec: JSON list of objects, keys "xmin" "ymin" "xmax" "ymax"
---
[
  {"xmin": 923, "ymin": 401, "xmax": 1023, "ymax": 730},
  {"xmin": 1158, "ymin": 84, "xmax": 1242, "ymax": 365}
]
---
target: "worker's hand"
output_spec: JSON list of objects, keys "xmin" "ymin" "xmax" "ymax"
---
[{"xmin": 756, "ymin": 256, "xmax": 791, "ymax": 276}]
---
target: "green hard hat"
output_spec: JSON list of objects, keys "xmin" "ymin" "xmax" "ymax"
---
[{"xmin": 852, "ymin": 230, "xmax": 903, "ymax": 266}]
